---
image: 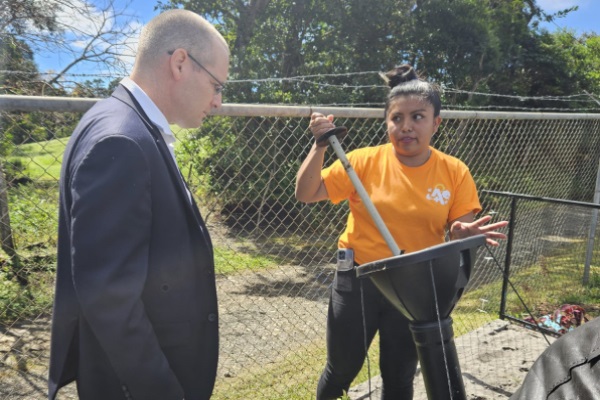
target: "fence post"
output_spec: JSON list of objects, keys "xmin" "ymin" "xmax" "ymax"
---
[
  {"xmin": 583, "ymin": 156, "xmax": 600, "ymax": 286},
  {"xmin": 500, "ymin": 196, "xmax": 517, "ymax": 319},
  {"xmin": 0, "ymin": 161, "xmax": 26, "ymax": 286}
]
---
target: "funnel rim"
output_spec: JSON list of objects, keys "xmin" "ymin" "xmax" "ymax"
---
[{"xmin": 355, "ymin": 234, "xmax": 486, "ymax": 278}]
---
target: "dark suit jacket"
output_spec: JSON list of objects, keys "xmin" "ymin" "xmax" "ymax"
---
[
  {"xmin": 510, "ymin": 317, "xmax": 600, "ymax": 400},
  {"xmin": 48, "ymin": 85, "xmax": 219, "ymax": 400}
]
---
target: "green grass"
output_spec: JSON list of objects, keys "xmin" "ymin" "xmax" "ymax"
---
[
  {"xmin": 8, "ymin": 183, "xmax": 59, "ymax": 250},
  {"xmin": 212, "ymin": 337, "xmax": 380, "ymax": 400},
  {"xmin": 503, "ymin": 256, "xmax": 600, "ymax": 319},
  {"xmin": 214, "ymin": 246, "xmax": 280, "ymax": 274},
  {"xmin": 454, "ymin": 256, "xmax": 600, "ymax": 335},
  {"xmin": 7, "ymin": 128, "xmax": 190, "ymax": 182},
  {"xmin": 0, "ymin": 271, "xmax": 55, "ymax": 323},
  {"xmin": 9, "ymin": 138, "xmax": 67, "ymax": 181}
]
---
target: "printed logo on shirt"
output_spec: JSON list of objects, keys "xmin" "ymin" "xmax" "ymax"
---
[{"xmin": 427, "ymin": 184, "xmax": 451, "ymax": 205}]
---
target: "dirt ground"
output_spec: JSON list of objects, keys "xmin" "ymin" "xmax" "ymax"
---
[
  {"xmin": 349, "ymin": 319, "xmax": 555, "ymax": 400},
  {"xmin": 0, "ymin": 264, "xmax": 332, "ymax": 400},
  {"xmin": 1, "ymin": 274, "xmax": 552, "ymax": 400},
  {"xmin": 1, "ymin": 219, "xmax": 555, "ymax": 400}
]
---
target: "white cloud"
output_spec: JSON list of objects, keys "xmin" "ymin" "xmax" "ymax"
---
[
  {"xmin": 53, "ymin": 0, "xmax": 113, "ymax": 37},
  {"xmin": 114, "ymin": 20, "xmax": 142, "ymax": 71}
]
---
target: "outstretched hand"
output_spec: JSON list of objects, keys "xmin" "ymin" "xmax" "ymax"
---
[{"xmin": 450, "ymin": 215, "xmax": 508, "ymax": 247}]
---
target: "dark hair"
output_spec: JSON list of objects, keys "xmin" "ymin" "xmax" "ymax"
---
[{"xmin": 381, "ymin": 64, "xmax": 442, "ymax": 117}]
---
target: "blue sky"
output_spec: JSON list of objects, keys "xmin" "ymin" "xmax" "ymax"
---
[
  {"xmin": 34, "ymin": 0, "xmax": 599, "ymax": 79},
  {"xmin": 537, "ymin": 0, "xmax": 598, "ymax": 34}
]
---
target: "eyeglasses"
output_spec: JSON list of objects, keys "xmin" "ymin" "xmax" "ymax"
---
[{"xmin": 167, "ymin": 50, "xmax": 225, "ymax": 95}]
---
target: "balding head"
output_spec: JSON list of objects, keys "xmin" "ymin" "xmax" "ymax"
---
[
  {"xmin": 135, "ymin": 9, "xmax": 228, "ymax": 72},
  {"xmin": 129, "ymin": 9, "xmax": 230, "ymax": 128}
]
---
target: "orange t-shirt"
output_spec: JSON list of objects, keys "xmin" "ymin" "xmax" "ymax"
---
[{"xmin": 322, "ymin": 144, "xmax": 481, "ymax": 265}]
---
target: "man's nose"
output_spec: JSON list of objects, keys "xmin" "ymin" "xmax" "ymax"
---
[{"xmin": 212, "ymin": 93, "xmax": 222, "ymax": 108}]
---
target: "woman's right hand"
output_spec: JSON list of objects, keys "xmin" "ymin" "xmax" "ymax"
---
[
  {"xmin": 309, "ymin": 112, "xmax": 336, "ymax": 145},
  {"xmin": 296, "ymin": 112, "xmax": 334, "ymax": 203}
]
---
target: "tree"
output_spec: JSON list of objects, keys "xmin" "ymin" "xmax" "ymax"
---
[
  {"xmin": 1, "ymin": 36, "xmax": 41, "ymax": 95},
  {"xmin": 1, "ymin": 0, "xmax": 141, "ymax": 90},
  {"xmin": 71, "ymin": 78, "xmax": 121, "ymax": 98},
  {"xmin": 409, "ymin": 0, "xmax": 503, "ymax": 94},
  {"xmin": 158, "ymin": 0, "xmax": 414, "ymax": 104},
  {"xmin": 0, "ymin": 0, "xmax": 59, "ymax": 35},
  {"xmin": 160, "ymin": 0, "xmax": 582, "ymax": 107},
  {"xmin": 555, "ymin": 31, "xmax": 600, "ymax": 100}
]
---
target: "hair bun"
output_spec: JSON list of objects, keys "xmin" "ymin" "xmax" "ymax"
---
[{"xmin": 380, "ymin": 64, "xmax": 419, "ymax": 89}]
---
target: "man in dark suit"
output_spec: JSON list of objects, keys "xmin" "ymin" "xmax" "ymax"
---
[
  {"xmin": 509, "ymin": 316, "xmax": 600, "ymax": 399},
  {"xmin": 48, "ymin": 9, "xmax": 229, "ymax": 400}
]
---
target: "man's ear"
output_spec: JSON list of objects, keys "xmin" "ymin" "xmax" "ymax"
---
[{"xmin": 168, "ymin": 48, "xmax": 187, "ymax": 80}]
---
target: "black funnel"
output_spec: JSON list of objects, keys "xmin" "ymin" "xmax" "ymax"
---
[
  {"xmin": 355, "ymin": 234, "xmax": 486, "ymax": 400},
  {"xmin": 356, "ymin": 235, "xmax": 485, "ymax": 322}
]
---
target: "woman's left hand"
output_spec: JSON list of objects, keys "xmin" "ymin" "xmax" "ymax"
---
[{"xmin": 449, "ymin": 215, "xmax": 508, "ymax": 247}]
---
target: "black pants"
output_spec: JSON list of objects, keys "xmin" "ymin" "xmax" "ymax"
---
[{"xmin": 316, "ymin": 268, "xmax": 418, "ymax": 400}]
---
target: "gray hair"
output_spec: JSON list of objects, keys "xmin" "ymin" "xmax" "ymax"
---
[{"xmin": 136, "ymin": 9, "xmax": 228, "ymax": 69}]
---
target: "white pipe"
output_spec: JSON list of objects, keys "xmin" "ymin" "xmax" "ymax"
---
[{"xmin": 327, "ymin": 134, "xmax": 402, "ymax": 256}]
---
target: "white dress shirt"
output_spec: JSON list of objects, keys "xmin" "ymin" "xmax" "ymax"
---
[
  {"xmin": 120, "ymin": 77, "xmax": 179, "ymax": 164},
  {"xmin": 120, "ymin": 77, "xmax": 192, "ymax": 202}
]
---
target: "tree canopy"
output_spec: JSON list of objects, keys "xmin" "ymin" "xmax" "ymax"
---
[
  {"xmin": 0, "ymin": 0, "xmax": 598, "ymax": 109},
  {"xmin": 157, "ymin": 0, "xmax": 599, "ymax": 110}
]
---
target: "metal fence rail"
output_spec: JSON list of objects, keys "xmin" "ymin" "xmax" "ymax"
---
[{"xmin": 1, "ymin": 95, "xmax": 600, "ymax": 399}]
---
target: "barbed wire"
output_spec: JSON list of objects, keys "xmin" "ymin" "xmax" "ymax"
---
[
  {"xmin": 2, "ymin": 69, "xmax": 599, "ymax": 109},
  {"xmin": 268, "ymin": 78, "xmax": 387, "ymax": 90},
  {"xmin": 445, "ymin": 104, "xmax": 600, "ymax": 113},
  {"xmin": 442, "ymin": 88, "xmax": 596, "ymax": 102},
  {"xmin": 231, "ymin": 71, "xmax": 382, "ymax": 82},
  {"xmin": 0, "ymin": 71, "xmax": 126, "ymax": 78},
  {"xmin": 306, "ymin": 102, "xmax": 600, "ymax": 113}
]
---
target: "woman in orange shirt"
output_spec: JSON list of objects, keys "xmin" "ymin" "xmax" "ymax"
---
[{"xmin": 296, "ymin": 64, "xmax": 507, "ymax": 400}]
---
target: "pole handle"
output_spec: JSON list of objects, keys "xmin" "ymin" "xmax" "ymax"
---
[{"xmin": 326, "ymin": 130, "xmax": 403, "ymax": 256}]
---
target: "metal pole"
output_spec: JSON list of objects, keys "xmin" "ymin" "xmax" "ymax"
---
[
  {"xmin": 327, "ymin": 135, "xmax": 402, "ymax": 256},
  {"xmin": 4, "ymin": 95, "xmax": 600, "ymax": 119},
  {"xmin": 500, "ymin": 196, "xmax": 517, "ymax": 319}
]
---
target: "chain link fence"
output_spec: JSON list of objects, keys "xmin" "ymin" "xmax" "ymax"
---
[
  {"xmin": 485, "ymin": 191, "xmax": 600, "ymax": 329},
  {"xmin": 1, "ymin": 95, "xmax": 600, "ymax": 399}
]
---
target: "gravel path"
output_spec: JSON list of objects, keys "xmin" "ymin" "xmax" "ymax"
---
[
  {"xmin": 0, "ymin": 215, "xmax": 558, "ymax": 400},
  {"xmin": 0, "ymin": 263, "xmax": 333, "ymax": 400},
  {"xmin": 349, "ymin": 320, "xmax": 554, "ymax": 400},
  {"xmin": 1, "ymin": 315, "xmax": 553, "ymax": 400}
]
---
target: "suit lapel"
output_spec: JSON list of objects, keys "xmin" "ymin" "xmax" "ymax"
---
[{"xmin": 111, "ymin": 85, "xmax": 213, "ymax": 255}]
